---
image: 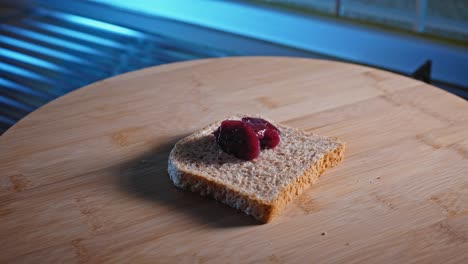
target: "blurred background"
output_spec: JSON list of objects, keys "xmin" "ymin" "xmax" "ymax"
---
[{"xmin": 0, "ymin": 0, "xmax": 467, "ymax": 134}]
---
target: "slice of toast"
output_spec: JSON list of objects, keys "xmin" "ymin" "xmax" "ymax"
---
[{"xmin": 168, "ymin": 115, "xmax": 344, "ymax": 223}]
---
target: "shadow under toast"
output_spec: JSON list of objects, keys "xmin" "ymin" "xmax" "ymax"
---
[{"xmin": 114, "ymin": 134, "xmax": 259, "ymax": 228}]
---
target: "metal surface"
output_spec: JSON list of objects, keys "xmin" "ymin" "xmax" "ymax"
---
[
  {"xmin": 48, "ymin": 0, "xmax": 468, "ymax": 94},
  {"xmin": 1, "ymin": 1, "xmax": 334, "ymax": 134},
  {"xmin": 0, "ymin": 5, "xmax": 236, "ymax": 134},
  {"xmin": 1, "ymin": 1, "xmax": 467, "ymax": 135}
]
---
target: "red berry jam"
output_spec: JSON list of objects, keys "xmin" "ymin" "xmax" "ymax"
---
[
  {"xmin": 260, "ymin": 128, "xmax": 280, "ymax": 149},
  {"xmin": 241, "ymin": 117, "xmax": 281, "ymax": 149},
  {"xmin": 241, "ymin": 117, "xmax": 280, "ymax": 137},
  {"xmin": 213, "ymin": 117, "xmax": 281, "ymax": 160},
  {"xmin": 214, "ymin": 120, "xmax": 260, "ymax": 161}
]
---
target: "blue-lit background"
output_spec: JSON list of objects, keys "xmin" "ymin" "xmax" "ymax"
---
[{"xmin": 0, "ymin": 0, "xmax": 467, "ymax": 134}]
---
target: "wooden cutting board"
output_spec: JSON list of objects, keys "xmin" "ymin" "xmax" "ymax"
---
[{"xmin": 1, "ymin": 57, "xmax": 467, "ymax": 263}]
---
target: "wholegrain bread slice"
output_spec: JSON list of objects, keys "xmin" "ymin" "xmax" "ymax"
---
[{"xmin": 168, "ymin": 115, "xmax": 344, "ymax": 223}]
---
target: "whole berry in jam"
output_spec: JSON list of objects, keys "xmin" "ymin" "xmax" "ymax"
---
[
  {"xmin": 214, "ymin": 120, "xmax": 260, "ymax": 161},
  {"xmin": 260, "ymin": 128, "xmax": 280, "ymax": 149},
  {"xmin": 241, "ymin": 117, "xmax": 280, "ymax": 149},
  {"xmin": 213, "ymin": 117, "xmax": 281, "ymax": 160}
]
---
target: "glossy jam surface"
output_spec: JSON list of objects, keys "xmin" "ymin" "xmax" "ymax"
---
[
  {"xmin": 260, "ymin": 128, "xmax": 280, "ymax": 149},
  {"xmin": 214, "ymin": 120, "xmax": 261, "ymax": 161},
  {"xmin": 241, "ymin": 117, "xmax": 280, "ymax": 149},
  {"xmin": 213, "ymin": 117, "xmax": 281, "ymax": 160}
]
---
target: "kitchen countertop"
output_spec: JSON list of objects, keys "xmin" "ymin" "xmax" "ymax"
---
[{"xmin": 1, "ymin": 57, "xmax": 467, "ymax": 263}]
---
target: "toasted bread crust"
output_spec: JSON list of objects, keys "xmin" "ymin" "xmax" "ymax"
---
[
  {"xmin": 267, "ymin": 142, "xmax": 345, "ymax": 222},
  {"xmin": 169, "ymin": 157, "xmax": 275, "ymax": 222},
  {"xmin": 168, "ymin": 139, "xmax": 344, "ymax": 223}
]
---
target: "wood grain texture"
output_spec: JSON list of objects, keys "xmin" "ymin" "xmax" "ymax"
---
[{"xmin": 0, "ymin": 57, "xmax": 467, "ymax": 263}]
